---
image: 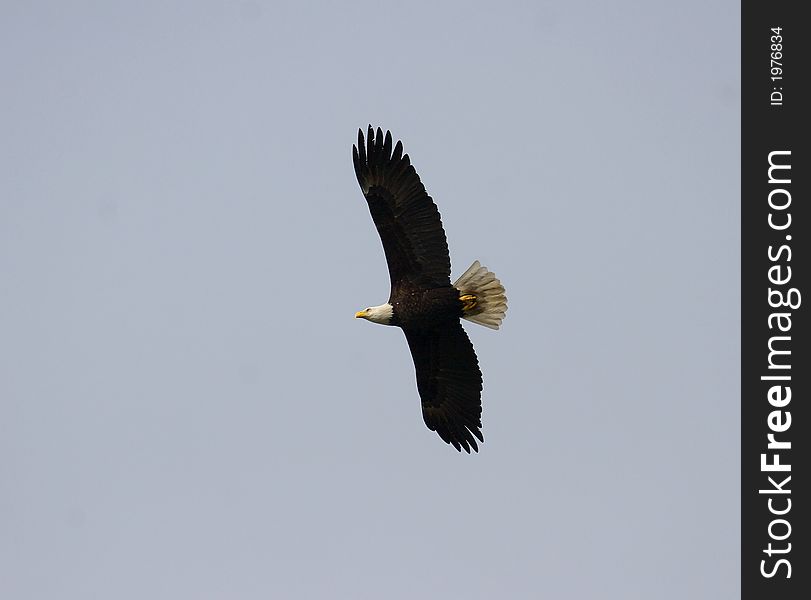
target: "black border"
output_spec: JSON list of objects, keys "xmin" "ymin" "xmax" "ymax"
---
[{"xmin": 742, "ymin": 2, "xmax": 807, "ymax": 598}]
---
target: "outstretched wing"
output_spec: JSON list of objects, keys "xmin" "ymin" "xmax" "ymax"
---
[
  {"xmin": 353, "ymin": 126, "xmax": 451, "ymax": 291},
  {"xmin": 403, "ymin": 322, "xmax": 484, "ymax": 453}
]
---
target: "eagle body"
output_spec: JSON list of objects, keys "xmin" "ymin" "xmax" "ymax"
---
[
  {"xmin": 389, "ymin": 286, "xmax": 463, "ymax": 329},
  {"xmin": 353, "ymin": 127, "xmax": 507, "ymax": 453}
]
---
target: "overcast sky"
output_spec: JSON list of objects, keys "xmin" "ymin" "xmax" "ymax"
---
[{"xmin": 1, "ymin": 1, "xmax": 739, "ymax": 598}]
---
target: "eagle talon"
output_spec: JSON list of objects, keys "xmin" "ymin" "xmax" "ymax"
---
[{"xmin": 460, "ymin": 294, "xmax": 478, "ymax": 312}]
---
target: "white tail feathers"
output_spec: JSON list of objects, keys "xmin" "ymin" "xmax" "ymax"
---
[{"xmin": 453, "ymin": 261, "xmax": 508, "ymax": 330}]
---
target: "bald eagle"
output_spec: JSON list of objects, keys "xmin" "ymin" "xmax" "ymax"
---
[{"xmin": 353, "ymin": 126, "xmax": 507, "ymax": 453}]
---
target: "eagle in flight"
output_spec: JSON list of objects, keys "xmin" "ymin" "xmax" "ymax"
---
[{"xmin": 353, "ymin": 126, "xmax": 507, "ymax": 452}]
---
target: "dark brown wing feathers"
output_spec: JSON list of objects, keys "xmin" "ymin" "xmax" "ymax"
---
[
  {"xmin": 403, "ymin": 323, "xmax": 484, "ymax": 453},
  {"xmin": 353, "ymin": 126, "xmax": 451, "ymax": 290}
]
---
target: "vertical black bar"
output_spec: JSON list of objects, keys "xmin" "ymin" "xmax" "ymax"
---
[{"xmin": 742, "ymin": 2, "xmax": 808, "ymax": 599}]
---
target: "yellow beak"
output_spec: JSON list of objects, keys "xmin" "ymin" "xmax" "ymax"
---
[{"xmin": 355, "ymin": 310, "xmax": 368, "ymax": 318}]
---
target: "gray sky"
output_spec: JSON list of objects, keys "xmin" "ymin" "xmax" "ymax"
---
[{"xmin": 1, "ymin": 1, "xmax": 740, "ymax": 598}]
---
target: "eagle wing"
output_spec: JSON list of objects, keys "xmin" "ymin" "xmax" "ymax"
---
[
  {"xmin": 353, "ymin": 126, "xmax": 451, "ymax": 291},
  {"xmin": 403, "ymin": 322, "xmax": 484, "ymax": 452}
]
